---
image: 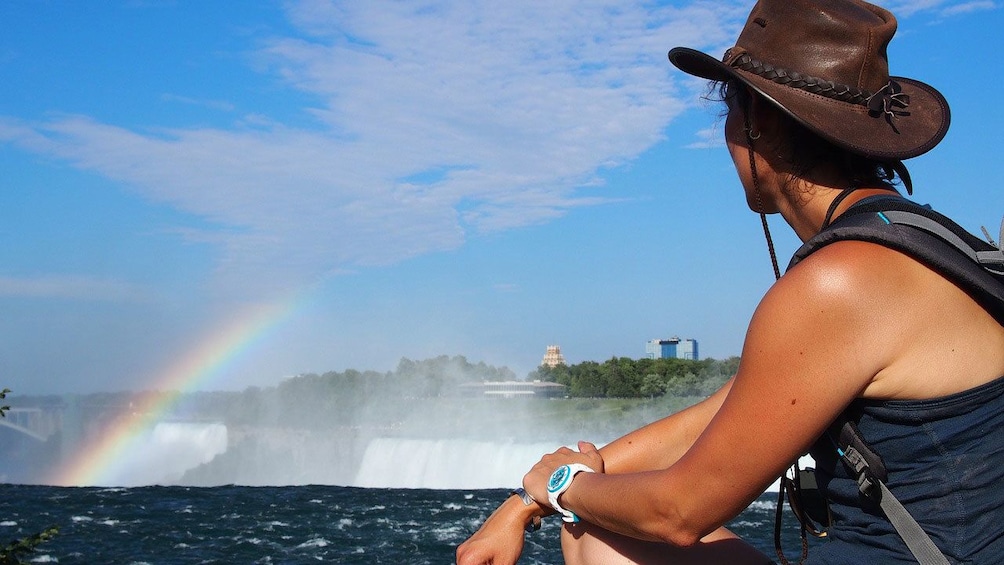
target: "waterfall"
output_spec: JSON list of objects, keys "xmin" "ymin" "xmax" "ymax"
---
[
  {"xmin": 103, "ymin": 422, "xmax": 228, "ymax": 487},
  {"xmin": 352, "ymin": 437, "xmax": 814, "ymax": 492},
  {"xmin": 353, "ymin": 438, "xmax": 567, "ymax": 489}
]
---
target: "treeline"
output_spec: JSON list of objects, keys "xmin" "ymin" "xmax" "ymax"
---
[
  {"xmin": 11, "ymin": 356, "xmax": 516, "ymax": 432},
  {"xmin": 14, "ymin": 355, "xmax": 740, "ymax": 432},
  {"xmin": 533, "ymin": 356, "xmax": 740, "ymax": 398},
  {"xmin": 160, "ymin": 355, "xmax": 740, "ymax": 428},
  {"xmin": 175, "ymin": 355, "xmax": 517, "ymax": 428}
]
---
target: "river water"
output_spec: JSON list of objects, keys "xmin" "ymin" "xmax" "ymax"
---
[{"xmin": 1, "ymin": 484, "xmax": 821, "ymax": 564}]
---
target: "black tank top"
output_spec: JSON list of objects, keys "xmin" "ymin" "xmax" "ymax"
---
[{"xmin": 808, "ymin": 376, "xmax": 1004, "ymax": 563}]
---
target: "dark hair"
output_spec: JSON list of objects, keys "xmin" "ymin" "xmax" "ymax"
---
[{"xmin": 710, "ymin": 80, "xmax": 909, "ymax": 193}]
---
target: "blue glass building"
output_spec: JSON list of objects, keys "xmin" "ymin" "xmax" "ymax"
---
[{"xmin": 645, "ymin": 337, "xmax": 699, "ymax": 360}]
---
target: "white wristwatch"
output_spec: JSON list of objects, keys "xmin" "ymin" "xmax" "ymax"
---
[{"xmin": 546, "ymin": 463, "xmax": 595, "ymax": 523}]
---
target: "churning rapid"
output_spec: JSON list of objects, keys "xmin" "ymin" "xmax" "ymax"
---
[{"xmin": 0, "ymin": 484, "xmax": 819, "ymax": 564}]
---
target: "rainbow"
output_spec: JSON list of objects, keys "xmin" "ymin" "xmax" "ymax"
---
[{"xmin": 52, "ymin": 297, "xmax": 300, "ymax": 486}]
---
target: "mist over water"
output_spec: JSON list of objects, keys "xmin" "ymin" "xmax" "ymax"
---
[
  {"xmin": 119, "ymin": 425, "xmax": 802, "ymax": 491},
  {"xmin": 57, "ymin": 422, "xmax": 564, "ymax": 489},
  {"xmin": 106, "ymin": 423, "xmax": 571, "ymax": 489},
  {"xmin": 99, "ymin": 422, "xmax": 228, "ymax": 486},
  {"xmin": 17, "ymin": 356, "xmax": 754, "ymax": 488},
  {"xmin": 53, "ymin": 397, "xmax": 695, "ymax": 487}
]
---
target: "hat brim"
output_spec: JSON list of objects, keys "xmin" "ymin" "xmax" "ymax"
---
[{"xmin": 668, "ymin": 47, "xmax": 950, "ymax": 160}]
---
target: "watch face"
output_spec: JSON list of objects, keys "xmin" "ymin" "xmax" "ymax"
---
[{"xmin": 548, "ymin": 465, "xmax": 570, "ymax": 492}]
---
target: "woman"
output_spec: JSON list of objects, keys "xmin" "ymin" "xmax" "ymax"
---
[{"xmin": 457, "ymin": 1, "xmax": 1004, "ymax": 563}]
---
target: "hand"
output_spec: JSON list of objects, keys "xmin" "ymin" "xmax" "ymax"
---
[
  {"xmin": 456, "ymin": 496, "xmax": 532, "ymax": 565},
  {"xmin": 523, "ymin": 441, "xmax": 605, "ymax": 508}
]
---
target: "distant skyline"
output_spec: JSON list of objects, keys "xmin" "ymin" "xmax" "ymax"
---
[{"xmin": 2, "ymin": 1, "xmax": 1002, "ymax": 394}]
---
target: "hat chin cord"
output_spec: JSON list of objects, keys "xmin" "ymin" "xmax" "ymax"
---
[
  {"xmin": 746, "ymin": 105, "xmax": 817, "ymax": 565},
  {"xmin": 744, "ymin": 108, "xmax": 782, "ymax": 281}
]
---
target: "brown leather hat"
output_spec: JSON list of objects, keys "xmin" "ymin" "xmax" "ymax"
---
[{"xmin": 668, "ymin": 0, "xmax": 950, "ymax": 160}]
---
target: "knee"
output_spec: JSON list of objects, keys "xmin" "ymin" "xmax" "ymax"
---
[
  {"xmin": 560, "ymin": 522, "xmax": 614, "ymax": 565},
  {"xmin": 559, "ymin": 523, "xmax": 588, "ymax": 565}
]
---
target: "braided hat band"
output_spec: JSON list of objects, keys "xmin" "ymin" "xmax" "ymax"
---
[{"xmin": 727, "ymin": 50, "xmax": 912, "ymax": 130}]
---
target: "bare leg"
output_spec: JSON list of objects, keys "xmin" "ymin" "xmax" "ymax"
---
[{"xmin": 561, "ymin": 524, "xmax": 773, "ymax": 565}]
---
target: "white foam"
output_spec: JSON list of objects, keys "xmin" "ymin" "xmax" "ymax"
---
[
  {"xmin": 747, "ymin": 499, "xmax": 776, "ymax": 511},
  {"xmin": 295, "ymin": 537, "xmax": 330, "ymax": 549}
]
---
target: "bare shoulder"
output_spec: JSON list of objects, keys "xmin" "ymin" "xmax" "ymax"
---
[
  {"xmin": 774, "ymin": 238, "xmax": 919, "ymax": 324},
  {"xmin": 664, "ymin": 239, "xmax": 1004, "ymax": 528},
  {"xmin": 770, "ymin": 239, "xmax": 1004, "ymax": 399},
  {"xmin": 670, "ymin": 242, "xmax": 902, "ymax": 511},
  {"xmin": 737, "ymin": 241, "xmax": 899, "ymax": 408}
]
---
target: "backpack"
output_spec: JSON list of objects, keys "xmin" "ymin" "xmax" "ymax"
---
[
  {"xmin": 789, "ymin": 196, "xmax": 1004, "ymax": 323},
  {"xmin": 781, "ymin": 196, "xmax": 1004, "ymax": 565}
]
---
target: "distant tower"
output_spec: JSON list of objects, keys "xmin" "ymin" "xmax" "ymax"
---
[{"xmin": 541, "ymin": 345, "xmax": 566, "ymax": 367}]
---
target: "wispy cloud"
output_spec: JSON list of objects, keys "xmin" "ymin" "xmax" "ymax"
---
[
  {"xmin": 0, "ymin": 0, "xmax": 749, "ymax": 295},
  {"xmin": 0, "ymin": 275, "xmax": 149, "ymax": 302},
  {"xmin": 686, "ymin": 126, "xmax": 724, "ymax": 149},
  {"xmin": 938, "ymin": 1, "xmax": 997, "ymax": 17},
  {"xmin": 160, "ymin": 93, "xmax": 236, "ymax": 113},
  {"xmin": 885, "ymin": 0, "xmax": 950, "ymax": 16},
  {"xmin": 885, "ymin": 0, "xmax": 997, "ymax": 17}
]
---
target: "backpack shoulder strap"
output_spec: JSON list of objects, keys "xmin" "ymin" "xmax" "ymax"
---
[
  {"xmin": 788, "ymin": 197, "xmax": 1004, "ymax": 326},
  {"xmin": 828, "ymin": 416, "xmax": 951, "ymax": 565}
]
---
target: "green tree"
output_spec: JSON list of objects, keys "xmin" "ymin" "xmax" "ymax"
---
[
  {"xmin": 549, "ymin": 356, "xmax": 739, "ymax": 398},
  {"xmin": 640, "ymin": 373, "xmax": 667, "ymax": 398},
  {"xmin": 535, "ymin": 363, "xmax": 570, "ymax": 385},
  {"xmin": 570, "ymin": 361, "xmax": 606, "ymax": 397},
  {"xmin": 605, "ymin": 357, "xmax": 642, "ymax": 398}
]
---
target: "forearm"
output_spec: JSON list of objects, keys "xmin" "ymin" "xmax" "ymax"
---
[
  {"xmin": 599, "ymin": 377, "xmax": 734, "ymax": 473},
  {"xmin": 559, "ymin": 469, "xmax": 702, "ymax": 545},
  {"xmin": 524, "ymin": 379, "xmax": 736, "ymax": 544},
  {"xmin": 456, "ymin": 494, "xmax": 553, "ymax": 565},
  {"xmin": 502, "ymin": 489, "xmax": 554, "ymax": 529}
]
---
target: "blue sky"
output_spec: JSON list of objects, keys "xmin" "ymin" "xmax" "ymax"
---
[{"xmin": 1, "ymin": 0, "xmax": 1001, "ymax": 395}]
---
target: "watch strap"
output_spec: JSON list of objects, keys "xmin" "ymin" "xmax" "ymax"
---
[{"xmin": 546, "ymin": 463, "xmax": 595, "ymax": 523}]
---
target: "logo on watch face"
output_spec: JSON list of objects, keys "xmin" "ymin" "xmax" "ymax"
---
[{"xmin": 548, "ymin": 465, "xmax": 570, "ymax": 492}]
